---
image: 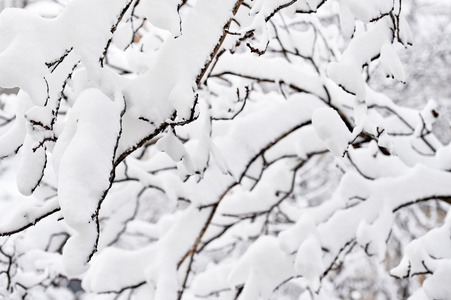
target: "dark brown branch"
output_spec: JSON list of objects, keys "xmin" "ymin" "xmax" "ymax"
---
[
  {"xmin": 195, "ymin": 0, "xmax": 244, "ymax": 87},
  {"xmin": 99, "ymin": 281, "xmax": 146, "ymax": 295},
  {"xmin": 45, "ymin": 48, "xmax": 73, "ymax": 73},
  {"xmin": 393, "ymin": 196, "xmax": 451, "ymax": 212},
  {"xmin": 0, "ymin": 208, "xmax": 61, "ymax": 237},
  {"xmin": 89, "ymin": 99, "xmax": 127, "ymax": 262},
  {"xmin": 100, "ymin": 0, "xmax": 135, "ymax": 67},
  {"xmin": 264, "ymin": 0, "xmax": 297, "ymax": 22}
]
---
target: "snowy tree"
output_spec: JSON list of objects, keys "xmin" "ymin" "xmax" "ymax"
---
[{"xmin": 0, "ymin": 0, "xmax": 450, "ymax": 299}]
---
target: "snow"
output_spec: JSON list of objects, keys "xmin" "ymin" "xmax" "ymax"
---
[
  {"xmin": 82, "ymin": 245, "xmax": 155, "ymax": 292},
  {"xmin": 346, "ymin": 144, "xmax": 409, "ymax": 179},
  {"xmin": 294, "ymin": 0, "xmax": 325, "ymax": 13},
  {"xmin": 0, "ymin": 0, "xmax": 449, "ymax": 299},
  {"xmin": 191, "ymin": 262, "xmax": 233, "ymax": 296},
  {"xmin": 272, "ymin": 23, "xmax": 316, "ymax": 58},
  {"xmin": 418, "ymin": 99, "xmax": 439, "ymax": 133},
  {"xmin": 347, "ymin": 0, "xmax": 393, "ymax": 23},
  {"xmin": 328, "ymin": 60, "xmax": 366, "ymax": 100},
  {"xmin": 16, "ymin": 135, "xmax": 46, "ymax": 196},
  {"xmin": 97, "ymin": 181, "xmax": 141, "ymax": 249},
  {"xmin": 356, "ymin": 204, "xmax": 394, "ymax": 260},
  {"xmin": 338, "ymin": 0, "xmax": 355, "ymax": 38},
  {"xmin": 0, "ymin": 0, "xmax": 130, "ymax": 105},
  {"xmin": 0, "ymin": 91, "xmax": 32, "ymax": 158},
  {"xmin": 279, "ymin": 216, "xmax": 319, "ymax": 255},
  {"xmin": 276, "ymin": 162, "xmax": 451, "ymax": 293},
  {"xmin": 83, "ymin": 205, "xmax": 214, "ymax": 297},
  {"xmin": 168, "ymin": 82, "xmax": 196, "ymax": 120},
  {"xmin": 312, "ymin": 107, "xmax": 351, "ymax": 157},
  {"xmin": 53, "ymin": 88, "xmax": 124, "ymax": 276},
  {"xmin": 380, "ymin": 43, "xmax": 406, "ymax": 82},
  {"xmin": 25, "ymin": 1, "xmax": 63, "ymax": 18},
  {"xmin": 423, "ymin": 261, "xmax": 451, "ymax": 299},
  {"xmin": 0, "ymin": 198, "xmax": 60, "ymax": 235},
  {"xmin": 213, "ymin": 52, "xmax": 328, "ymax": 101},
  {"xmin": 228, "ymin": 236, "xmax": 295, "ymax": 300},
  {"xmin": 124, "ymin": 0, "xmax": 237, "ymax": 124},
  {"xmin": 218, "ymin": 160, "xmax": 293, "ymax": 216},
  {"xmin": 407, "ymin": 289, "xmax": 429, "ymax": 300},
  {"xmin": 295, "ymin": 236, "xmax": 324, "ymax": 292},
  {"xmin": 156, "ymin": 128, "xmax": 188, "ymax": 162},
  {"xmin": 327, "ymin": 18, "xmax": 393, "ymax": 100},
  {"xmin": 156, "ymin": 128, "xmax": 198, "ymax": 178},
  {"xmin": 136, "ymin": 0, "xmax": 181, "ymax": 37},
  {"xmin": 0, "ymin": 8, "xmax": 50, "ymax": 105}
]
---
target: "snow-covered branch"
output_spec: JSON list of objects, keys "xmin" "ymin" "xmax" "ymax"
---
[{"xmin": 0, "ymin": 0, "xmax": 449, "ymax": 299}]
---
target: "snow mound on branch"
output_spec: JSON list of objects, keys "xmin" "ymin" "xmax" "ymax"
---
[
  {"xmin": 0, "ymin": 0, "xmax": 131, "ymax": 105},
  {"xmin": 156, "ymin": 129, "xmax": 187, "ymax": 162},
  {"xmin": 338, "ymin": 0, "xmax": 355, "ymax": 38},
  {"xmin": 136, "ymin": 0, "xmax": 181, "ymax": 37},
  {"xmin": 52, "ymin": 88, "xmax": 123, "ymax": 276},
  {"xmin": 16, "ymin": 135, "xmax": 47, "ymax": 196},
  {"xmin": 228, "ymin": 236, "xmax": 295, "ymax": 300},
  {"xmin": 327, "ymin": 19, "xmax": 393, "ymax": 100},
  {"xmin": 191, "ymin": 263, "xmax": 233, "ymax": 296},
  {"xmin": 0, "ymin": 91, "xmax": 32, "ymax": 158},
  {"xmin": 423, "ymin": 261, "xmax": 451, "ymax": 299},
  {"xmin": 356, "ymin": 204, "xmax": 394, "ymax": 260},
  {"xmin": 312, "ymin": 107, "xmax": 351, "ymax": 157},
  {"xmin": 380, "ymin": 43, "xmax": 406, "ymax": 82},
  {"xmin": 156, "ymin": 128, "xmax": 197, "ymax": 178},
  {"xmin": 125, "ymin": 0, "xmax": 236, "ymax": 124},
  {"xmin": 347, "ymin": 0, "xmax": 393, "ymax": 23},
  {"xmin": 328, "ymin": 60, "xmax": 366, "ymax": 100},
  {"xmin": 295, "ymin": 236, "xmax": 324, "ymax": 292}
]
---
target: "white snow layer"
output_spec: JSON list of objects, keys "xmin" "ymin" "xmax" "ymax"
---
[
  {"xmin": 380, "ymin": 43, "xmax": 406, "ymax": 82},
  {"xmin": 136, "ymin": 0, "xmax": 181, "ymax": 37},
  {"xmin": 0, "ymin": 91, "xmax": 32, "ymax": 158},
  {"xmin": 327, "ymin": 18, "xmax": 393, "ymax": 100},
  {"xmin": 0, "ymin": 0, "xmax": 130, "ymax": 105},
  {"xmin": 347, "ymin": 0, "xmax": 393, "ymax": 23},
  {"xmin": 312, "ymin": 107, "xmax": 351, "ymax": 157},
  {"xmin": 53, "ymin": 88, "xmax": 123, "ymax": 276},
  {"xmin": 124, "ymin": 0, "xmax": 236, "ymax": 124},
  {"xmin": 228, "ymin": 236, "xmax": 295, "ymax": 300}
]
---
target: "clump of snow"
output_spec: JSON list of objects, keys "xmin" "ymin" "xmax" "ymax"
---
[
  {"xmin": 135, "ymin": 0, "xmax": 181, "ymax": 37},
  {"xmin": 213, "ymin": 52, "xmax": 328, "ymax": 100},
  {"xmin": 52, "ymin": 88, "xmax": 123, "ymax": 276},
  {"xmin": 356, "ymin": 204, "xmax": 394, "ymax": 260},
  {"xmin": 327, "ymin": 19, "xmax": 393, "ymax": 100},
  {"xmin": 16, "ymin": 135, "xmax": 46, "ymax": 196},
  {"xmin": 124, "ymin": 0, "xmax": 237, "ymax": 125},
  {"xmin": 0, "ymin": 91, "xmax": 32, "ymax": 158},
  {"xmin": 113, "ymin": 22, "xmax": 134, "ymax": 51},
  {"xmin": 191, "ymin": 262, "xmax": 233, "ymax": 296},
  {"xmin": 295, "ymin": 236, "xmax": 324, "ymax": 292},
  {"xmin": 338, "ymin": 0, "xmax": 355, "ymax": 38},
  {"xmin": 347, "ymin": 0, "xmax": 393, "ymax": 23},
  {"xmin": 417, "ymin": 99, "xmax": 439, "ymax": 134},
  {"xmin": 312, "ymin": 107, "xmax": 351, "ymax": 157},
  {"xmin": 0, "ymin": 198, "xmax": 60, "ymax": 235},
  {"xmin": 328, "ymin": 60, "xmax": 366, "ymax": 100},
  {"xmin": 279, "ymin": 215, "xmax": 319, "ymax": 255},
  {"xmin": 156, "ymin": 128, "xmax": 197, "ymax": 178},
  {"xmin": 380, "ymin": 43, "xmax": 406, "ymax": 82},
  {"xmin": 228, "ymin": 236, "xmax": 295, "ymax": 300},
  {"xmin": 168, "ymin": 82, "xmax": 196, "ymax": 121},
  {"xmin": 156, "ymin": 129, "xmax": 187, "ymax": 162},
  {"xmin": 423, "ymin": 261, "xmax": 451, "ymax": 299}
]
